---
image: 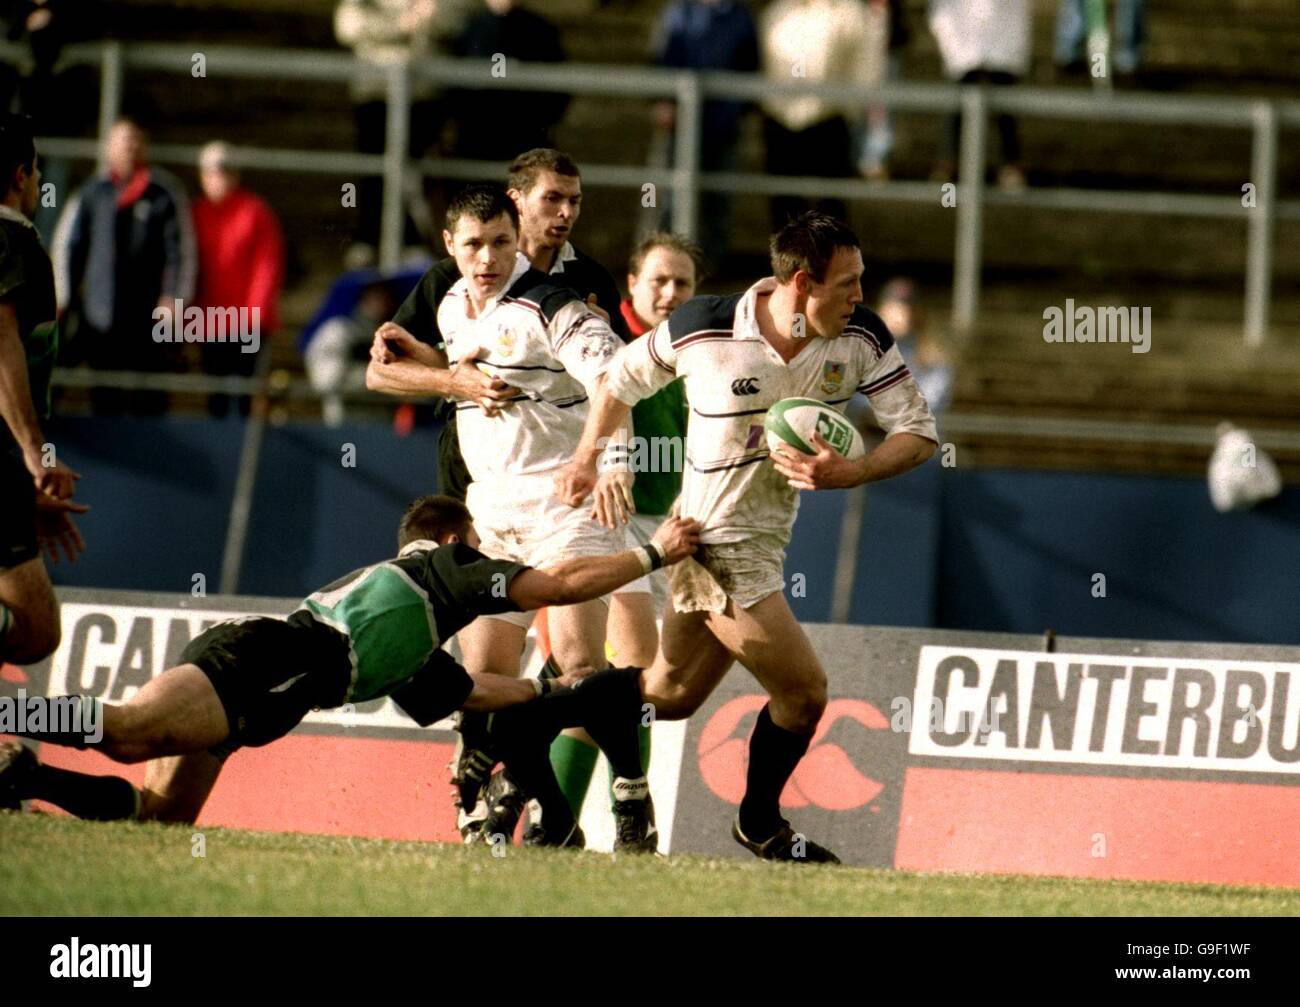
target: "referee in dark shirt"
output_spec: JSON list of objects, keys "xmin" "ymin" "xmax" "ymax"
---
[{"xmin": 389, "ymin": 149, "xmax": 629, "ymax": 501}]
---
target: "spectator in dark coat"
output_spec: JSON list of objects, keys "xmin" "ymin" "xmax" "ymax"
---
[
  {"xmin": 52, "ymin": 119, "xmax": 196, "ymax": 414},
  {"xmin": 650, "ymin": 0, "xmax": 758, "ymax": 265},
  {"xmin": 450, "ymin": 0, "xmax": 569, "ymax": 162}
]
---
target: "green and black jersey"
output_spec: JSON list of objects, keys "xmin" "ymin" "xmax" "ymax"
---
[
  {"xmin": 295, "ymin": 539, "xmax": 527, "ymax": 704},
  {"xmin": 0, "ymin": 207, "xmax": 58, "ymax": 446}
]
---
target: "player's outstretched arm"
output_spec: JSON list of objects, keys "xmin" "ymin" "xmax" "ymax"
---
[
  {"xmin": 508, "ymin": 516, "xmax": 700, "ymax": 610},
  {"xmin": 462, "ymin": 672, "xmax": 545, "ymax": 711},
  {"xmin": 554, "ymin": 380, "xmax": 634, "ymax": 507}
]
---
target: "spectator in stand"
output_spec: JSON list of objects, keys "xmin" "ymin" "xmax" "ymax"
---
[
  {"xmin": 52, "ymin": 119, "xmax": 196, "ymax": 415},
  {"xmin": 649, "ymin": 0, "xmax": 758, "ymax": 266},
  {"xmin": 1, "ymin": 0, "xmax": 65, "ymax": 119},
  {"xmin": 334, "ymin": 0, "xmax": 473, "ymax": 267},
  {"xmin": 192, "ymin": 141, "xmax": 284, "ymax": 417},
  {"xmin": 928, "ymin": 0, "xmax": 1030, "ymax": 191},
  {"xmin": 450, "ymin": 0, "xmax": 568, "ymax": 161},
  {"xmin": 1055, "ymin": 0, "xmax": 1146, "ymax": 79},
  {"xmin": 305, "ymin": 278, "xmax": 398, "ymax": 427},
  {"xmin": 0, "ymin": 1, "xmax": 102, "ymax": 239},
  {"xmin": 759, "ymin": 0, "xmax": 886, "ymax": 230},
  {"xmin": 876, "ymin": 277, "xmax": 951, "ymax": 414},
  {"xmin": 858, "ymin": 0, "xmax": 907, "ymax": 182}
]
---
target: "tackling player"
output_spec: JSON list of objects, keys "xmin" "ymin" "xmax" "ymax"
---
[
  {"xmin": 0, "ymin": 495, "xmax": 700, "ymax": 833},
  {"xmin": 550, "ymin": 213, "xmax": 939, "ymax": 860},
  {"xmin": 0, "ymin": 113, "xmax": 87, "ymax": 667}
]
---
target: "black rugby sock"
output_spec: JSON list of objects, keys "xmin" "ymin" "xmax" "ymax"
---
[
  {"xmin": 738, "ymin": 704, "xmax": 812, "ymax": 840},
  {"xmin": 490, "ymin": 666, "xmax": 644, "ymax": 748},
  {"xmin": 27, "ymin": 764, "xmax": 140, "ymax": 821},
  {"xmin": 577, "ymin": 667, "xmax": 648, "ymax": 782}
]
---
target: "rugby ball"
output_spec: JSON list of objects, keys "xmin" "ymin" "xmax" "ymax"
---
[{"xmin": 764, "ymin": 397, "xmax": 866, "ymax": 460}]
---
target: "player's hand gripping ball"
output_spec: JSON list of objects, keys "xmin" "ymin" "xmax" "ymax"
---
[{"xmin": 764, "ymin": 397, "xmax": 867, "ymax": 491}]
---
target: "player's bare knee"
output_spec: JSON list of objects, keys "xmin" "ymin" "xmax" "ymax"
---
[
  {"xmin": 771, "ymin": 684, "xmax": 827, "ymax": 734},
  {"xmin": 549, "ymin": 639, "xmax": 602, "ymax": 678},
  {"xmin": 4, "ymin": 613, "xmax": 60, "ymax": 664},
  {"xmin": 641, "ymin": 678, "xmax": 700, "ymax": 721}
]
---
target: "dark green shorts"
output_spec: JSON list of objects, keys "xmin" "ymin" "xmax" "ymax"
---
[
  {"xmin": 0, "ymin": 452, "xmax": 38, "ymax": 573},
  {"xmin": 181, "ymin": 613, "xmax": 351, "ymax": 755}
]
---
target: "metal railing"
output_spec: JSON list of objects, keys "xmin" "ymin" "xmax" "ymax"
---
[
  {"xmin": 19, "ymin": 38, "xmax": 1300, "ymax": 348},
  {"xmin": 12, "ymin": 38, "xmax": 1300, "ymax": 598}
]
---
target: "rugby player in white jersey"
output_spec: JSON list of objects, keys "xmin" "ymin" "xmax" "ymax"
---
[
  {"xmin": 365, "ymin": 184, "xmax": 646, "ymax": 844},
  {"xmin": 541, "ymin": 213, "xmax": 939, "ymax": 860}
]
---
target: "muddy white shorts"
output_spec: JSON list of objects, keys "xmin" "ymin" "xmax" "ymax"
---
[
  {"xmin": 467, "ymin": 473, "xmax": 649, "ymax": 628},
  {"xmin": 667, "ymin": 532, "xmax": 787, "ymax": 614}
]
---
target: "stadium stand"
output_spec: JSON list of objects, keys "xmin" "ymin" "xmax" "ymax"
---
[{"xmin": 33, "ymin": 0, "xmax": 1300, "ymax": 482}]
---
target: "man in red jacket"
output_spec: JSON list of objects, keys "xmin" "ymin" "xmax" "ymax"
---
[{"xmin": 192, "ymin": 141, "xmax": 284, "ymax": 416}]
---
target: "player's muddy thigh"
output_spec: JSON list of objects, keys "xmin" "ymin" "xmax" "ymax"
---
[
  {"xmin": 547, "ymin": 597, "xmax": 611, "ymax": 677},
  {"xmin": 102, "ymin": 664, "xmax": 232, "ymax": 762},
  {"xmin": 138, "ymin": 750, "xmax": 227, "ymax": 823},
  {"xmin": 0, "ymin": 555, "xmax": 60, "ymax": 663},
  {"xmin": 705, "ymin": 592, "xmax": 827, "ymax": 735},
  {"xmin": 456, "ymin": 616, "xmax": 528, "ymax": 677},
  {"xmin": 640, "ymin": 606, "xmax": 735, "ymax": 719}
]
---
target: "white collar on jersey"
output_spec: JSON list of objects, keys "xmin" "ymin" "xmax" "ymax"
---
[
  {"xmin": 734, "ymin": 276, "xmax": 780, "ymax": 339},
  {"xmin": 398, "ymin": 538, "xmax": 440, "ymax": 557},
  {"xmin": 0, "ymin": 204, "xmax": 35, "ymax": 229},
  {"xmin": 549, "ymin": 241, "xmax": 578, "ymax": 274}
]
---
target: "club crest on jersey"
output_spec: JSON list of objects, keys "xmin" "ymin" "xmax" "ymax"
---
[
  {"xmin": 495, "ymin": 326, "xmax": 518, "ymax": 356},
  {"xmin": 820, "ymin": 361, "xmax": 845, "ymax": 394}
]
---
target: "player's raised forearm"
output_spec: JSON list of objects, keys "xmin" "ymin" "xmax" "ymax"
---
[
  {"xmin": 365, "ymin": 357, "xmax": 454, "ymax": 397},
  {"xmin": 0, "ymin": 303, "xmax": 46, "ymax": 460},
  {"xmin": 854, "ymin": 433, "xmax": 936, "ymax": 485},
  {"xmin": 576, "ymin": 383, "xmax": 633, "ymax": 468}
]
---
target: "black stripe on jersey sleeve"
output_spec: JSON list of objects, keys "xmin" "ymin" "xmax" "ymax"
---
[{"xmin": 843, "ymin": 305, "xmax": 897, "ymax": 357}]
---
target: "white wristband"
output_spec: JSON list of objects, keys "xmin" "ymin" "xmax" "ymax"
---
[{"xmin": 635, "ymin": 547, "xmax": 654, "ymax": 575}]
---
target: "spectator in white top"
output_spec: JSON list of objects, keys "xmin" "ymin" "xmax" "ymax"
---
[
  {"xmin": 928, "ymin": 0, "xmax": 1031, "ymax": 191},
  {"xmin": 334, "ymin": 0, "xmax": 473, "ymax": 265},
  {"xmin": 759, "ymin": 0, "xmax": 886, "ymax": 230}
]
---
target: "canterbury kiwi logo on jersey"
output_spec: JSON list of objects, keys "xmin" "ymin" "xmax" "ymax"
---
[{"xmin": 731, "ymin": 377, "xmax": 760, "ymax": 396}]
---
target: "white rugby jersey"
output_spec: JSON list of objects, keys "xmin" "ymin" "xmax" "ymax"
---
[
  {"xmin": 605, "ymin": 277, "xmax": 939, "ymax": 544},
  {"xmin": 438, "ymin": 253, "xmax": 622, "ymax": 480}
]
